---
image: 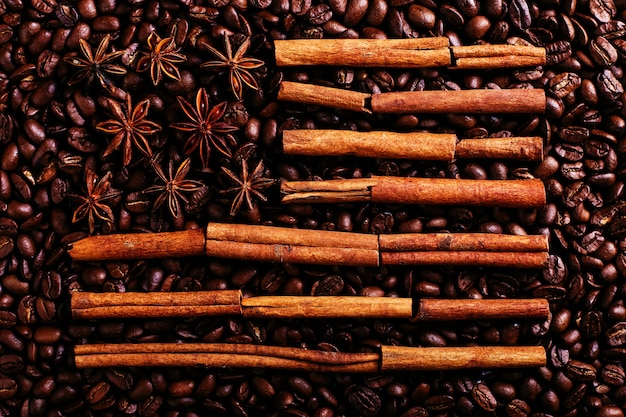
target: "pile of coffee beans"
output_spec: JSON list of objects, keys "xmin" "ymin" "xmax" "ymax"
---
[{"xmin": 1, "ymin": 0, "xmax": 626, "ymax": 415}]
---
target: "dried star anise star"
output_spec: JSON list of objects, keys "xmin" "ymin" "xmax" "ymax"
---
[
  {"xmin": 170, "ymin": 87, "xmax": 237, "ymax": 168},
  {"xmin": 200, "ymin": 35, "xmax": 265, "ymax": 100},
  {"xmin": 96, "ymin": 96, "xmax": 161, "ymax": 166},
  {"xmin": 221, "ymin": 159, "xmax": 275, "ymax": 216},
  {"xmin": 63, "ymin": 34, "xmax": 127, "ymax": 92},
  {"xmin": 144, "ymin": 158, "xmax": 204, "ymax": 222},
  {"xmin": 136, "ymin": 32, "xmax": 186, "ymax": 86},
  {"xmin": 71, "ymin": 168, "xmax": 121, "ymax": 234}
]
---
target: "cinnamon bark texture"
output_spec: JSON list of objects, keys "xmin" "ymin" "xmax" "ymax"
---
[
  {"xmin": 378, "ymin": 233, "xmax": 549, "ymax": 252},
  {"xmin": 380, "ymin": 346, "xmax": 546, "ymax": 371},
  {"xmin": 281, "ymin": 177, "xmax": 547, "ymax": 208},
  {"xmin": 71, "ymin": 290, "xmax": 242, "ymax": 319},
  {"xmin": 67, "ymin": 229, "xmax": 205, "ymax": 261},
  {"xmin": 277, "ymin": 81, "xmax": 370, "ymax": 113},
  {"xmin": 74, "ymin": 343, "xmax": 546, "ymax": 372},
  {"xmin": 381, "ymin": 251, "xmax": 549, "ymax": 268},
  {"xmin": 274, "ymin": 39, "xmax": 545, "ymax": 69},
  {"xmin": 369, "ymin": 89, "xmax": 546, "ymax": 114},
  {"xmin": 415, "ymin": 299, "xmax": 550, "ymax": 321},
  {"xmin": 283, "ymin": 130, "xmax": 543, "ymax": 161}
]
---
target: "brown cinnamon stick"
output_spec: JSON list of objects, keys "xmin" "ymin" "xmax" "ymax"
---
[
  {"xmin": 378, "ymin": 233, "xmax": 549, "ymax": 252},
  {"xmin": 381, "ymin": 251, "xmax": 549, "ymax": 269},
  {"xmin": 282, "ymin": 130, "xmax": 543, "ymax": 161},
  {"xmin": 278, "ymin": 81, "xmax": 370, "ymax": 113},
  {"xmin": 71, "ymin": 291, "xmax": 550, "ymax": 320},
  {"xmin": 74, "ymin": 343, "xmax": 546, "ymax": 371},
  {"xmin": 281, "ymin": 177, "xmax": 547, "ymax": 208},
  {"xmin": 450, "ymin": 45, "xmax": 546, "ymax": 69},
  {"xmin": 369, "ymin": 89, "xmax": 546, "ymax": 114},
  {"xmin": 380, "ymin": 345, "xmax": 546, "ymax": 371}
]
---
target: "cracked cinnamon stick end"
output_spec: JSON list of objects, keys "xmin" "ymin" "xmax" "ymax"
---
[
  {"xmin": 283, "ymin": 130, "xmax": 457, "ymax": 160},
  {"xmin": 380, "ymin": 251, "xmax": 550, "ymax": 269},
  {"xmin": 415, "ymin": 298, "xmax": 551, "ymax": 321},
  {"xmin": 278, "ymin": 81, "xmax": 371, "ymax": 113},
  {"xmin": 455, "ymin": 137, "xmax": 543, "ymax": 161},
  {"xmin": 370, "ymin": 89, "xmax": 546, "ymax": 114},
  {"xmin": 378, "ymin": 233, "xmax": 549, "ymax": 252},
  {"xmin": 380, "ymin": 345, "xmax": 546, "ymax": 371},
  {"xmin": 451, "ymin": 45, "xmax": 546, "ymax": 69},
  {"xmin": 71, "ymin": 290, "xmax": 243, "ymax": 319},
  {"xmin": 67, "ymin": 229, "xmax": 206, "ymax": 261}
]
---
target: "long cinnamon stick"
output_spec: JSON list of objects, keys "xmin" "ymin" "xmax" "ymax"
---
[
  {"xmin": 278, "ymin": 82, "xmax": 547, "ymax": 114},
  {"xmin": 280, "ymin": 177, "xmax": 547, "ymax": 208},
  {"xmin": 274, "ymin": 39, "xmax": 546, "ymax": 69},
  {"xmin": 369, "ymin": 89, "xmax": 546, "ymax": 114},
  {"xmin": 70, "ymin": 291, "xmax": 551, "ymax": 320},
  {"xmin": 74, "ymin": 343, "xmax": 546, "ymax": 371},
  {"xmin": 378, "ymin": 233, "xmax": 549, "ymax": 252},
  {"xmin": 381, "ymin": 251, "xmax": 549, "ymax": 268},
  {"xmin": 282, "ymin": 130, "xmax": 543, "ymax": 161}
]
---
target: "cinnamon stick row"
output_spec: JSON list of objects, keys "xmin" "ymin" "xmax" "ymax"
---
[
  {"xmin": 282, "ymin": 130, "xmax": 544, "ymax": 161},
  {"xmin": 70, "ymin": 290, "xmax": 551, "ymax": 321},
  {"xmin": 277, "ymin": 81, "xmax": 547, "ymax": 114},
  {"xmin": 68, "ymin": 224, "xmax": 550, "ymax": 268},
  {"xmin": 74, "ymin": 343, "xmax": 547, "ymax": 372},
  {"xmin": 280, "ymin": 177, "xmax": 546, "ymax": 208},
  {"xmin": 274, "ymin": 38, "xmax": 546, "ymax": 69}
]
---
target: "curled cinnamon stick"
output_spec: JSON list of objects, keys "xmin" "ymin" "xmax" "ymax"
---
[
  {"xmin": 282, "ymin": 130, "xmax": 543, "ymax": 161},
  {"xmin": 278, "ymin": 81, "xmax": 370, "ymax": 113},
  {"xmin": 74, "ymin": 343, "xmax": 546, "ymax": 371},
  {"xmin": 378, "ymin": 233, "xmax": 549, "ymax": 252},
  {"xmin": 70, "ymin": 291, "xmax": 551, "ymax": 321},
  {"xmin": 281, "ymin": 177, "xmax": 547, "ymax": 208},
  {"xmin": 450, "ymin": 45, "xmax": 546, "ymax": 69},
  {"xmin": 381, "ymin": 251, "xmax": 549, "ymax": 269}
]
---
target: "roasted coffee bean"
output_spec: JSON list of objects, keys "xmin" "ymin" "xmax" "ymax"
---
[
  {"xmin": 346, "ymin": 385, "xmax": 380, "ymax": 416},
  {"xmin": 566, "ymin": 360, "xmax": 597, "ymax": 381},
  {"xmin": 606, "ymin": 322, "xmax": 626, "ymax": 346}
]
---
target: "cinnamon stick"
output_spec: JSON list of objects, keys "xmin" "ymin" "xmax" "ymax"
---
[
  {"xmin": 74, "ymin": 343, "xmax": 546, "ymax": 371},
  {"xmin": 369, "ymin": 89, "xmax": 546, "ymax": 114},
  {"xmin": 70, "ymin": 290, "xmax": 550, "ymax": 320},
  {"xmin": 381, "ymin": 250, "xmax": 550, "ymax": 269},
  {"xmin": 450, "ymin": 45, "xmax": 546, "ymax": 69},
  {"xmin": 280, "ymin": 177, "xmax": 547, "ymax": 208},
  {"xmin": 283, "ymin": 130, "xmax": 543, "ymax": 161},
  {"xmin": 278, "ymin": 81, "xmax": 370, "ymax": 113},
  {"xmin": 378, "ymin": 233, "xmax": 549, "ymax": 252}
]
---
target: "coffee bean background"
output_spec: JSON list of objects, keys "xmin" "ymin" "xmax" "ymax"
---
[{"xmin": 1, "ymin": 0, "xmax": 626, "ymax": 415}]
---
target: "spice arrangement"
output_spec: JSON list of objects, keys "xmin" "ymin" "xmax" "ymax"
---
[{"xmin": 2, "ymin": 0, "xmax": 626, "ymax": 416}]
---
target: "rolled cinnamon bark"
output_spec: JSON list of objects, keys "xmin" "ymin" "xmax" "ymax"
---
[
  {"xmin": 278, "ymin": 81, "xmax": 370, "ymax": 113},
  {"xmin": 415, "ymin": 298, "xmax": 550, "ymax": 321},
  {"xmin": 381, "ymin": 251, "xmax": 550, "ymax": 269},
  {"xmin": 283, "ymin": 130, "xmax": 543, "ymax": 161},
  {"xmin": 378, "ymin": 233, "xmax": 549, "ymax": 252},
  {"xmin": 281, "ymin": 177, "xmax": 547, "ymax": 208},
  {"xmin": 450, "ymin": 45, "xmax": 546, "ymax": 69},
  {"xmin": 370, "ymin": 89, "xmax": 546, "ymax": 114}
]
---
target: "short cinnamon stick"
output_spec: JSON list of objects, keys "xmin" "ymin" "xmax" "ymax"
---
[
  {"xmin": 450, "ymin": 45, "xmax": 546, "ymax": 69},
  {"xmin": 278, "ymin": 81, "xmax": 370, "ymax": 113},
  {"xmin": 369, "ymin": 89, "xmax": 546, "ymax": 114},
  {"xmin": 74, "ymin": 343, "xmax": 546, "ymax": 371},
  {"xmin": 380, "ymin": 345, "xmax": 546, "ymax": 371},
  {"xmin": 281, "ymin": 177, "xmax": 547, "ymax": 208},
  {"xmin": 283, "ymin": 130, "xmax": 543, "ymax": 161},
  {"xmin": 70, "ymin": 291, "xmax": 550, "ymax": 320},
  {"xmin": 381, "ymin": 251, "xmax": 549, "ymax": 269}
]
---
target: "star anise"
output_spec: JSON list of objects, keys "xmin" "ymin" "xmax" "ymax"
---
[
  {"xmin": 221, "ymin": 159, "xmax": 275, "ymax": 216},
  {"xmin": 144, "ymin": 158, "xmax": 204, "ymax": 220},
  {"xmin": 96, "ymin": 96, "xmax": 161, "ymax": 166},
  {"xmin": 71, "ymin": 168, "xmax": 121, "ymax": 234},
  {"xmin": 200, "ymin": 35, "xmax": 265, "ymax": 100},
  {"xmin": 136, "ymin": 32, "xmax": 186, "ymax": 86},
  {"xmin": 63, "ymin": 34, "xmax": 127, "ymax": 92},
  {"xmin": 170, "ymin": 87, "xmax": 237, "ymax": 168}
]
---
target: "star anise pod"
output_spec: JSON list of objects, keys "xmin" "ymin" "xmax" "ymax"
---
[
  {"xmin": 136, "ymin": 32, "xmax": 186, "ymax": 86},
  {"xmin": 170, "ymin": 87, "xmax": 237, "ymax": 168},
  {"xmin": 221, "ymin": 159, "xmax": 275, "ymax": 216},
  {"xmin": 200, "ymin": 35, "xmax": 265, "ymax": 100},
  {"xmin": 96, "ymin": 96, "xmax": 161, "ymax": 166},
  {"xmin": 71, "ymin": 168, "xmax": 121, "ymax": 234},
  {"xmin": 144, "ymin": 158, "xmax": 204, "ymax": 220},
  {"xmin": 63, "ymin": 34, "xmax": 127, "ymax": 92}
]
